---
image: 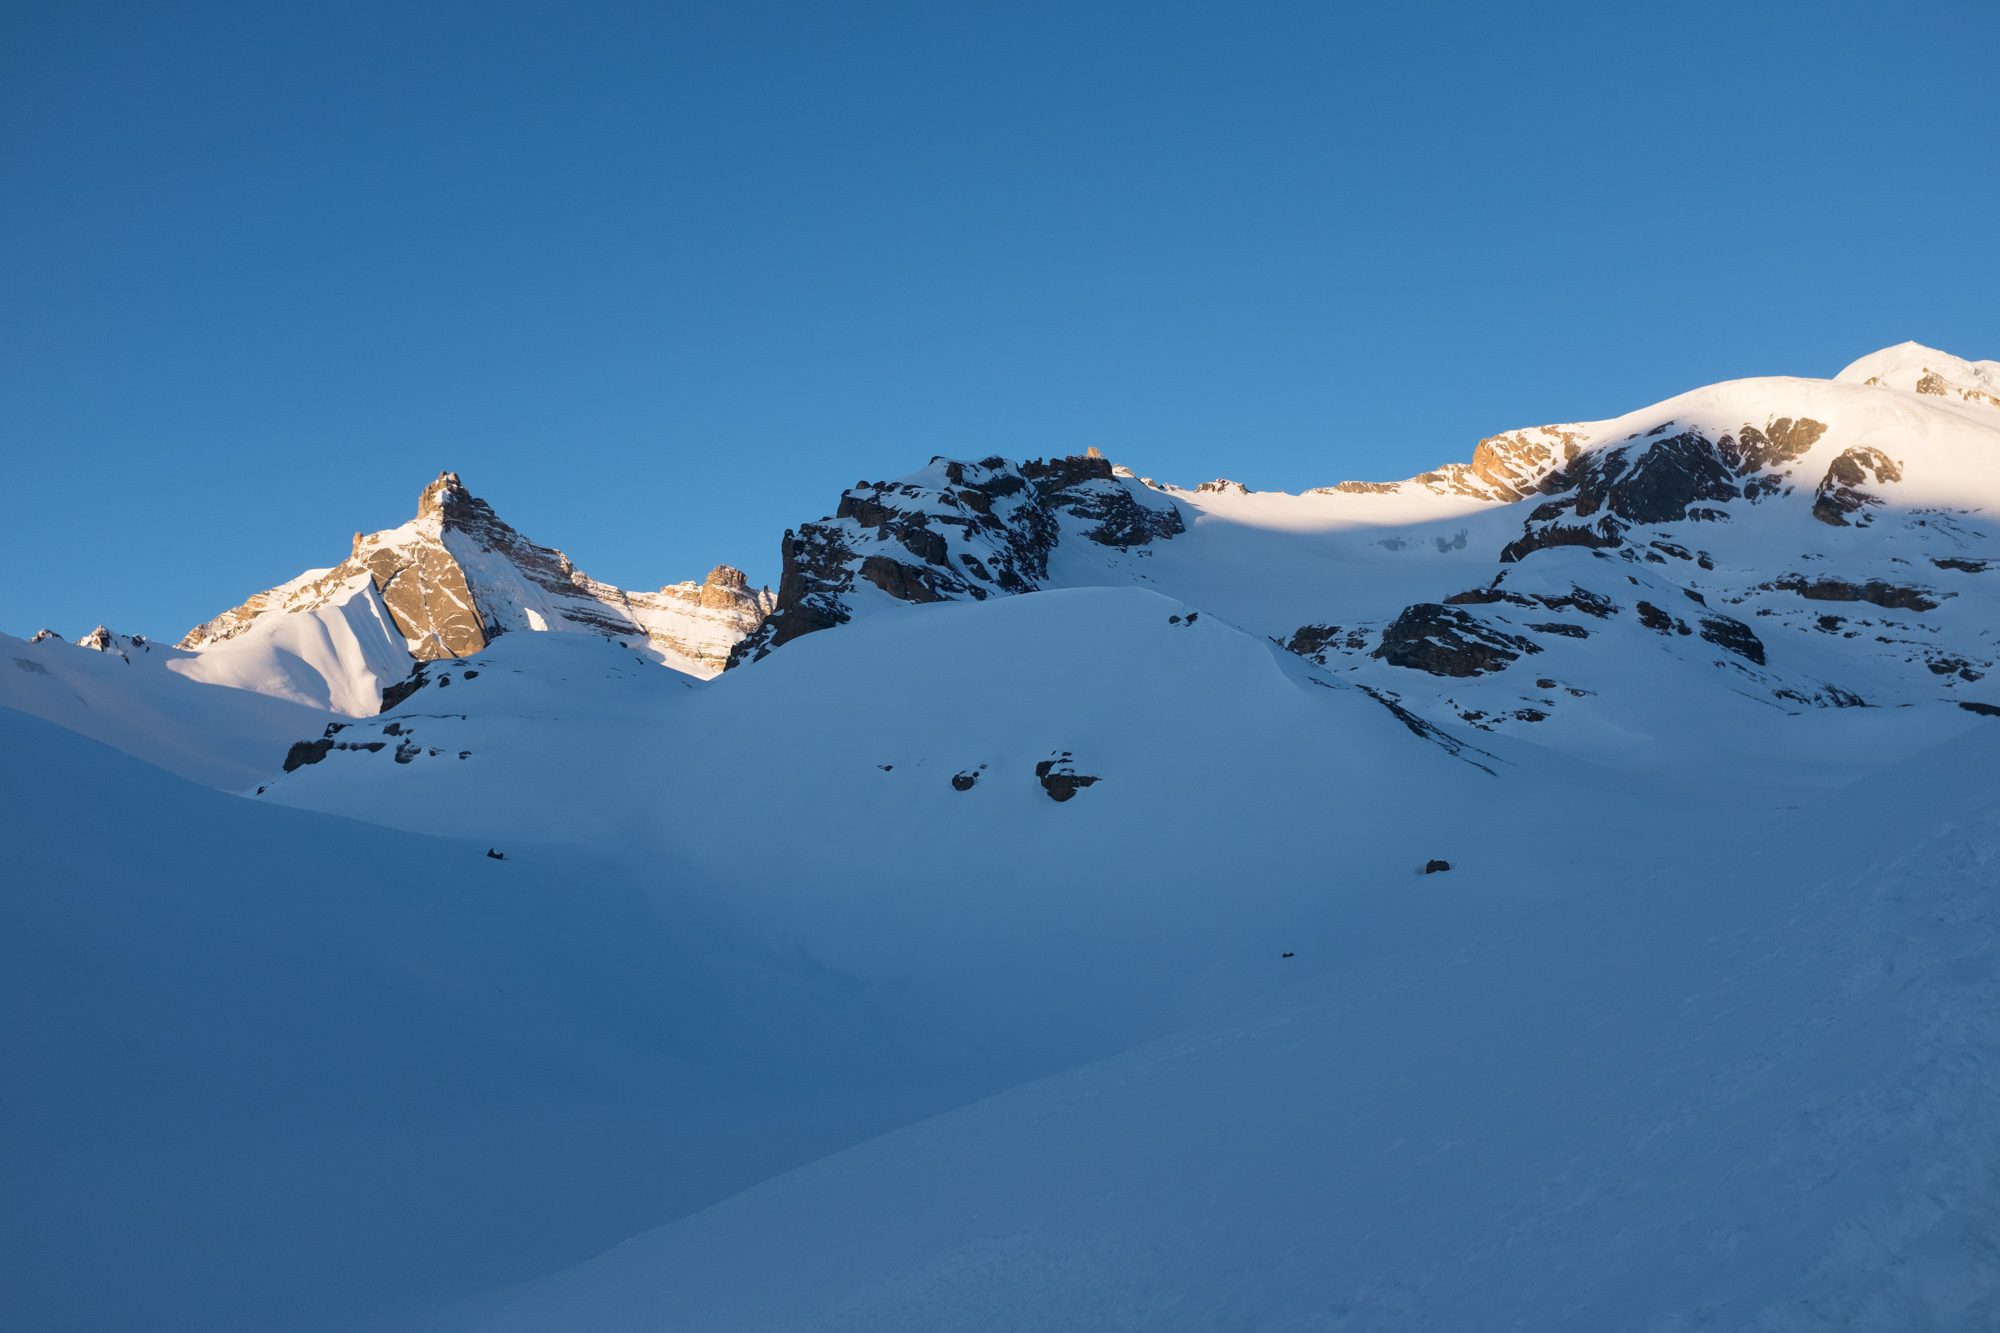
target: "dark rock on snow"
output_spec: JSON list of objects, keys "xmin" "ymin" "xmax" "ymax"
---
[
  {"xmin": 1035, "ymin": 752, "xmax": 1101, "ymax": 802},
  {"xmin": 1372, "ymin": 605, "xmax": 1541, "ymax": 678}
]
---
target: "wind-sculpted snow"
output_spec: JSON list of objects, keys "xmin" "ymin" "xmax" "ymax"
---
[
  {"xmin": 169, "ymin": 571, "xmax": 418, "ymax": 716},
  {"xmin": 0, "ymin": 628, "xmax": 338, "ymax": 787}
]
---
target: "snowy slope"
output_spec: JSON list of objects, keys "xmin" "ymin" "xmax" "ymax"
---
[
  {"xmin": 10, "ymin": 582, "xmax": 1713, "ymax": 1332},
  {"xmin": 255, "ymin": 632, "xmax": 702, "ymax": 847},
  {"xmin": 170, "ymin": 571, "xmax": 417, "ymax": 716},
  {"xmin": 0, "ymin": 628, "xmax": 336, "ymax": 788},
  {"xmin": 417, "ymin": 717, "xmax": 2000, "ymax": 1333},
  {"xmin": 0, "ymin": 708, "xmax": 1017, "ymax": 1332},
  {"xmin": 260, "ymin": 585, "xmax": 1934, "ymax": 1074}
]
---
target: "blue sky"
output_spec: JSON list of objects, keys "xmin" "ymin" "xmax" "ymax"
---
[{"xmin": 4, "ymin": 0, "xmax": 1994, "ymax": 639}]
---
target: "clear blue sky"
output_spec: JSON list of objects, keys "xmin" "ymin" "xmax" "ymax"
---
[{"xmin": 4, "ymin": 0, "xmax": 1994, "ymax": 639}]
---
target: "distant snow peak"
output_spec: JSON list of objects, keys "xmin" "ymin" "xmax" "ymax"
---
[
  {"xmin": 76, "ymin": 626, "xmax": 154, "ymax": 658},
  {"xmin": 1835, "ymin": 340, "xmax": 2000, "ymax": 410},
  {"xmin": 179, "ymin": 471, "xmax": 772, "ymax": 713}
]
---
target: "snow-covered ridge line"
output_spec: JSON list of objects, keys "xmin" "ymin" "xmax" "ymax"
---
[
  {"xmin": 1150, "ymin": 342, "xmax": 1998, "ymax": 505},
  {"xmin": 730, "ymin": 342, "xmax": 2000, "ymax": 768}
]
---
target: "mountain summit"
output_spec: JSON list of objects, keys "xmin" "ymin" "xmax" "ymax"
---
[{"xmin": 174, "ymin": 471, "xmax": 771, "ymax": 712}]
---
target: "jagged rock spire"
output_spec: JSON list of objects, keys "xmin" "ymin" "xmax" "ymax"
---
[{"xmin": 180, "ymin": 472, "xmax": 774, "ymax": 678}]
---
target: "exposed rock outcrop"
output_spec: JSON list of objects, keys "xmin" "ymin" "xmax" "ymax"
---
[
  {"xmin": 74, "ymin": 627, "xmax": 155, "ymax": 660},
  {"xmin": 1035, "ymin": 752, "xmax": 1100, "ymax": 802},
  {"xmin": 1697, "ymin": 614, "xmax": 1766, "ymax": 665},
  {"xmin": 1811, "ymin": 447, "xmax": 1903, "ymax": 526},
  {"xmin": 1499, "ymin": 419, "xmax": 1827, "ymax": 563},
  {"xmin": 1323, "ymin": 425, "xmax": 1586, "ymax": 501},
  {"xmin": 1767, "ymin": 576, "xmax": 1941, "ymax": 613},
  {"xmin": 281, "ymin": 729, "xmax": 387, "ymax": 772},
  {"xmin": 731, "ymin": 453, "xmax": 1184, "ymax": 665},
  {"xmin": 1372, "ymin": 605, "xmax": 1541, "ymax": 678},
  {"xmin": 1286, "ymin": 624, "xmax": 1371, "ymax": 657}
]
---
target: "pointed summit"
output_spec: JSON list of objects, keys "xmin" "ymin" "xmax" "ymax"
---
[
  {"xmin": 76, "ymin": 627, "xmax": 151, "ymax": 658},
  {"xmin": 179, "ymin": 472, "xmax": 775, "ymax": 700},
  {"xmin": 416, "ymin": 470, "xmax": 468, "ymax": 517}
]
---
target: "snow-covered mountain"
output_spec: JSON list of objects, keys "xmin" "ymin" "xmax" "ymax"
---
[
  {"xmin": 177, "ymin": 471, "xmax": 772, "ymax": 712},
  {"xmin": 1835, "ymin": 338, "xmax": 2000, "ymax": 407},
  {"xmin": 6, "ymin": 341, "xmax": 1998, "ymax": 1332},
  {"xmin": 734, "ymin": 342, "xmax": 2000, "ymax": 777}
]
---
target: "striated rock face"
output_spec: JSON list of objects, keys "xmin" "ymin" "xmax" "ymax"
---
[
  {"xmin": 182, "ymin": 473, "xmax": 771, "ymax": 677},
  {"xmin": 1464, "ymin": 427, "xmax": 1589, "ymax": 500},
  {"xmin": 731, "ymin": 453, "xmax": 1183, "ymax": 665},
  {"xmin": 1321, "ymin": 425, "xmax": 1585, "ymax": 501},
  {"xmin": 620, "ymin": 565, "xmax": 778, "ymax": 673}
]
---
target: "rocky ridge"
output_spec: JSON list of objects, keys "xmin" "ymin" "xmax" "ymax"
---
[
  {"xmin": 183, "ymin": 472, "xmax": 771, "ymax": 679},
  {"xmin": 730, "ymin": 452, "xmax": 1182, "ymax": 664}
]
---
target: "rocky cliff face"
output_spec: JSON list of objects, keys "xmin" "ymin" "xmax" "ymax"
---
[
  {"xmin": 183, "ymin": 473, "xmax": 770, "ymax": 678},
  {"xmin": 730, "ymin": 452, "xmax": 1182, "ymax": 664}
]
